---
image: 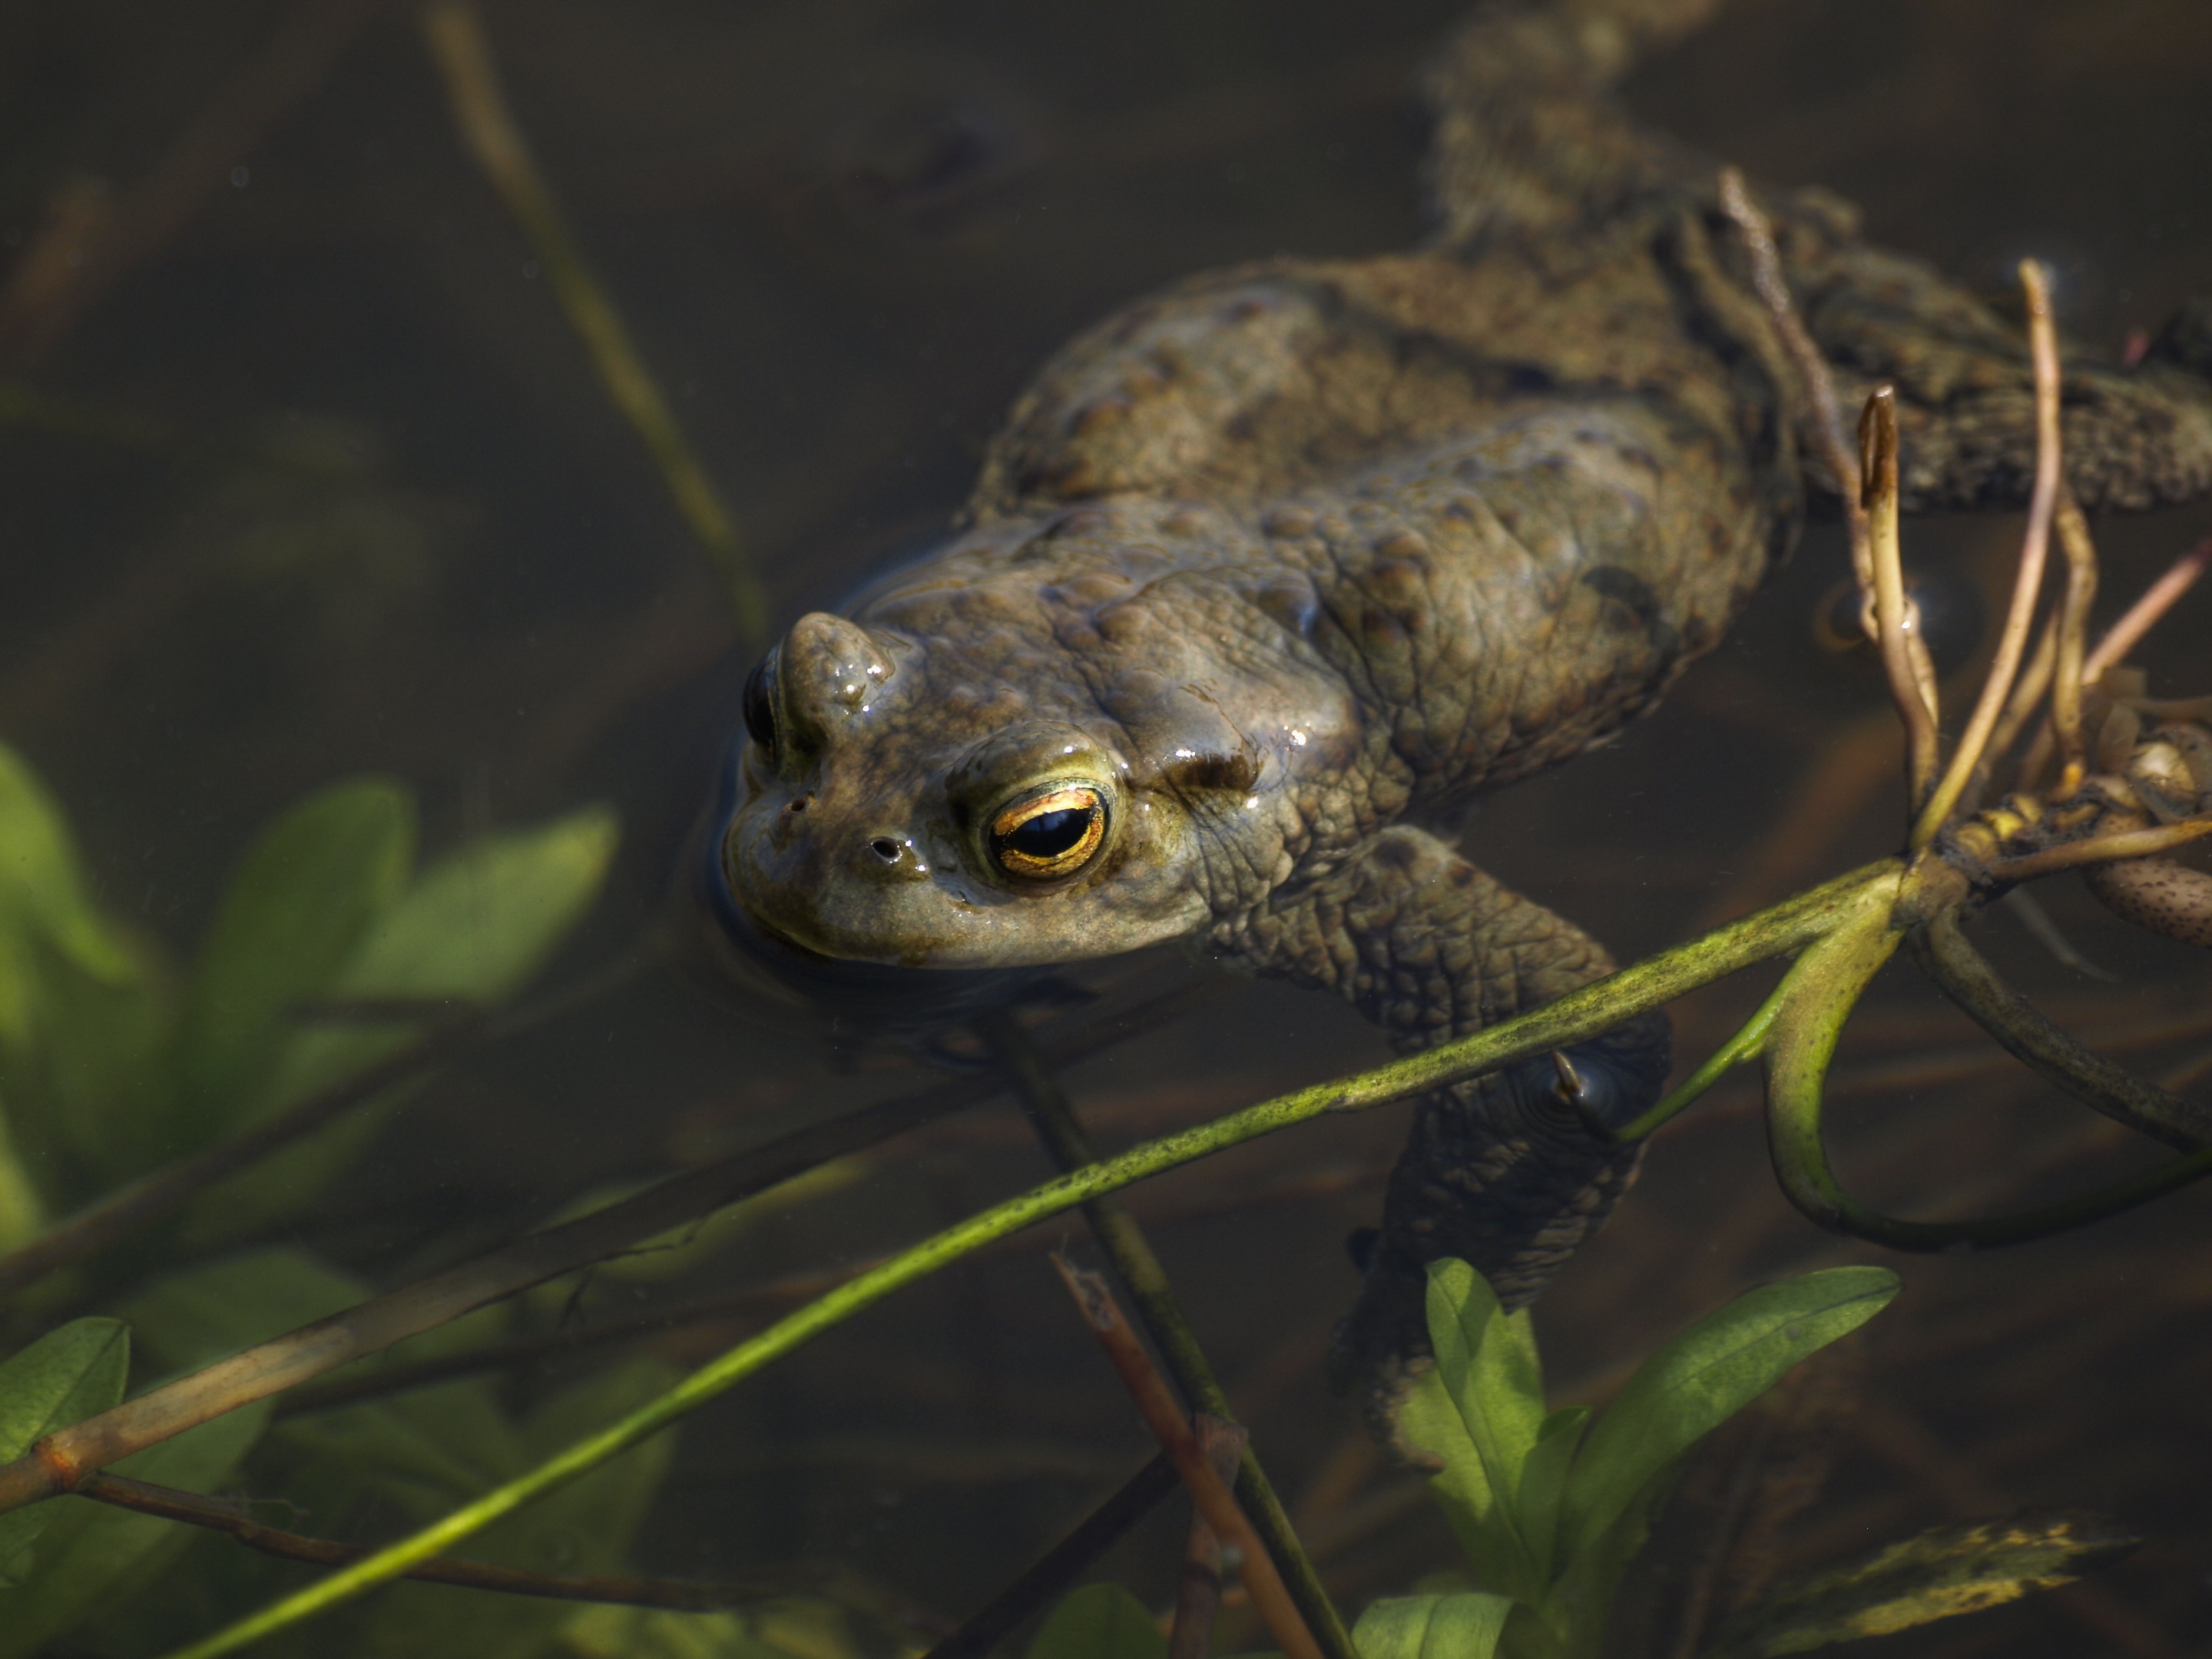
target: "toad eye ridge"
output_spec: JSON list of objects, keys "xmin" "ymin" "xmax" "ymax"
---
[{"xmin": 988, "ymin": 785, "xmax": 1106, "ymax": 881}]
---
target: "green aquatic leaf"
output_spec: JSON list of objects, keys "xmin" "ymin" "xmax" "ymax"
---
[
  {"xmin": 1028, "ymin": 1584, "xmax": 1169, "ymax": 1659},
  {"xmin": 0, "ymin": 1093, "xmax": 44, "ymax": 1253},
  {"xmin": 178, "ymin": 778, "xmax": 415, "ymax": 1139},
  {"xmin": 181, "ymin": 804, "xmax": 618, "ymax": 1238},
  {"xmin": 1700, "ymin": 1512, "xmax": 2137, "ymax": 1657},
  {"xmin": 1514, "ymin": 1406, "xmax": 1589, "ymax": 1578},
  {"xmin": 0, "ymin": 1318, "xmax": 130, "ymax": 1586},
  {"xmin": 1397, "ymin": 1260, "xmax": 1548, "ymax": 1599},
  {"xmin": 0, "ymin": 743, "xmax": 135, "ymax": 1055},
  {"xmin": 1561, "ymin": 1268, "xmax": 1899, "ymax": 1568},
  {"xmin": 1351, "ymin": 1591, "xmax": 1514, "ymax": 1659},
  {"xmin": 0, "ymin": 1401, "xmax": 270, "ymax": 1659}
]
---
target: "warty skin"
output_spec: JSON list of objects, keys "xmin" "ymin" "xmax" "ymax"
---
[{"xmin": 714, "ymin": 0, "xmax": 2212, "ymax": 1442}]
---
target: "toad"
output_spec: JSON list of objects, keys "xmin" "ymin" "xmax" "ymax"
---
[{"xmin": 710, "ymin": 0, "xmax": 2212, "ymax": 1435}]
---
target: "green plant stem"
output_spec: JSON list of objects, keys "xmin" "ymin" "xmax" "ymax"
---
[
  {"xmin": 1764, "ymin": 909, "xmax": 2212, "ymax": 1250},
  {"xmin": 140, "ymin": 862, "xmax": 1901, "ymax": 1657},
  {"xmin": 980, "ymin": 1013, "xmax": 1358, "ymax": 1659},
  {"xmin": 419, "ymin": 0, "xmax": 769, "ymax": 651},
  {"xmin": 1912, "ymin": 911, "xmax": 2212, "ymax": 1151},
  {"xmin": 1614, "ymin": 975, "xmax": 1790, "ymax": 1143}
]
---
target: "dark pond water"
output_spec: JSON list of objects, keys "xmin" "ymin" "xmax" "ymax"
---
[{"xmin": 2, "ymin": 2, "xmax": 2210, "ymax": 1655}]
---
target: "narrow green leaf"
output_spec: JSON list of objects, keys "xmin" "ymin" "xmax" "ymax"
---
[
  {"xmin": 1562, "ymin": 1268, "xmax": 1899, "ymax": 1565},
  {"xmin": 177, "ymin": 778, "xmax": 415, "ymax": 1137},
  {"xmin": 0, "ymin": 1401, "xmax": 270, "ymax": 1659},
  {"xmin": 1028, "ymin": 1584, "xmax": 1169, "ymax": 1659},
  {"xmin": 0, "ymin": 1317, "xmax": 128, "ymax": 1588},
  {"xmin": 1515, "ymin": 1406, "xmax": 1589, "ymax": 1577},
  {"xmin": 1353, "ymin": 1591, "xmax": 1514, "ymax": 1659},
  {"xmin": 1701, "ymin": 1511, "xmax": 2137, "ymax": 1657}
]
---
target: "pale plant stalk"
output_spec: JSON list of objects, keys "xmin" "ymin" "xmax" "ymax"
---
[
  {"xmin": 1859, "ymin": 388, "xmax": 1940, "ymax": 800},
  {"xmin": 2050, "ymin": 491, "xmax": 2100, "ymax": 774},
  {"xmin": 2081, "ymin": 537, "xmax": 2211, "ymax": 683},
  {"xmin": 1911, "ymin": 260, "xmax": 2065, "ymax": 848}
]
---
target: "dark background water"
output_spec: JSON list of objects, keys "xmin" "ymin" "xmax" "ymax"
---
[{"xmin": 3, "ymin": 1, "xmax": 2211, "ymax": 1653}]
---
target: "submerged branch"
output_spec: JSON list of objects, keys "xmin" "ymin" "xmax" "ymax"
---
[
  {"xmin": 982, "ymin": 1014, "xmax": 1356, "ymax": 1659},
  {"xmin": 78, "ymin": 1472, "xmax": 750, "ymax": 1611},
  {"xmin": 1051, "ymin": 1257, "xmax": 1324, "ymax": 1659}
]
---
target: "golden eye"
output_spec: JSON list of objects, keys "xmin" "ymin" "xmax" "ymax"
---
[{"xmin": 988, "ymin": 785, "xmax": 1107, "ymax": 881}]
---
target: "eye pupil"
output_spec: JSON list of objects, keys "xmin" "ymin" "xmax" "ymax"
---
[
  {"xmin": 1008, "ymin": 808, "xmax": 1088, "ymax": 857},
  {"xmin": 988, "ymin": 786, "xmax": 1107, "ymax": 879},
  {"xmin": 742, "ymin": 657, "xmax": 778, "ymax": 757}
]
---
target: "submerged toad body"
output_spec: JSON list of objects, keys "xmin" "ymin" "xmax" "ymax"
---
[{"xmin": 714, "ymin": 0, "xmax": 2212, "ymax": 1430}]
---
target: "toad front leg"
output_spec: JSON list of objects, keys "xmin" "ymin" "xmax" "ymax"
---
[{"xmin": 1210, "ymin": 824, "xmax": 1669, "ymax": 1445}]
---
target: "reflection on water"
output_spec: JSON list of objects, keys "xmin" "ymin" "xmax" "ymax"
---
[{"xmin": 2, "ymin": 1, "xmax": 2210, "ymax": 1654}]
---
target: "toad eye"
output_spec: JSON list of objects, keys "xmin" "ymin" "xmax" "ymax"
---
[
  {"xmin": 988, "ymin": 785, "xmax": 1107, "ymax": 881},
  {"xmin": 742, "ymin": 655, "xmax": 780, "ymax": 760}
]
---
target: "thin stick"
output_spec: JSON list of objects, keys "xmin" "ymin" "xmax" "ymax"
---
[
  {"xmin": 1912, "ymin": 260, "xmax": 2065, "ymax": 847},
  {"xmin": 1859, "ymin": 388, "xmax": 1941, "ymax": 800},
  {"xmin": 1171, "ymin": 1416, "xmax": 1251, "ymax": 1659},
  {"xmin": 980, "ymin": 1015, "xmax": 1356, "ymax": 1659},
  {"xmin": 1051, "ymin": 1257, "xmax": 1325, "ymax": 1659},
  {"xmin": 1970, "ymin": 614, "xmax": 2060, "ymax": 810},
  {"xmin": 2082, "ymin": 538, "xmax": 2212, "ymax": 683},
  {"xmin": 1717, "ymin": 169, "xmax": 1868, "ymax": 581},
  {"xmin": 2050, "ymin": 490, "xmax": 2101, "ymax": 774},
  {"xmin": 0, "ymin": 980, "xmax": 1206, "ymax": 1512},
  {"xmin": 920, "ymin": 1454, "xmax": 1182, "ymax": 1659},
  {"xmin": 77, "ymin": 1472, "xmax": 744, "ymax": 1610},
  {"xmin": 419, "ymin": 0, "xmax": 769, "ymax": 651}
]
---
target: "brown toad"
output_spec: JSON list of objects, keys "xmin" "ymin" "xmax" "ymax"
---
[{"xmin": 709, "ymin": 0, "xmax": 2212, "ymax": 1435}]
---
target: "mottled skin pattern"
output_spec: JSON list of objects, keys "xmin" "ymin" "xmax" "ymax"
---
[{"xmin": 714, "ymin": 0, "xmax": 2212, "ymax": 1445}]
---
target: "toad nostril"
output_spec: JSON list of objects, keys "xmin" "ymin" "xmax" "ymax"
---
[
  {"xmin": 869, "ymin": 837, "xmax": 901, "ymax": 863},
  {"xmin": 786, "ymin": 796, "xmax": 810, "ymax": 815}
]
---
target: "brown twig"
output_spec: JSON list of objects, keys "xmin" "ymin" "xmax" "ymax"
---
[
  {"xmin": 75, "ymin": 1472, "xmax": 746, "ymax": 1611},
  {"xmin": 419, "ymin": 0, "xmax": 768, "ymax": 651},
  {"xmin": 1912, "ymin": 260, "xmax": 2065, "ymax": 846},
  {"xmin": 1171, "ymin": 1416, "xmax": 1251, "ymax": 1659},
  {"xmin": 2081, "ymin": 538, "xmax": 2212, "ymax": 684},
  {"xmin": 919, "ymin": 1454, "xmax": 1181, "ymax": 1659},
  {"xmin": 0, "ymin": 982, "xmax": 1200, "ymax": 1513},
  {"xmin": 980, "ymin": 1013, "xmax": 1357, "ymax": 1659},
  {"xmin": 1717, "ymin": 169, "xmax": 1866, "ymax": 573},
  {"xmin": 1050, "ymin": 1256, "xmax": 1326, "ymax": 1659}
]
